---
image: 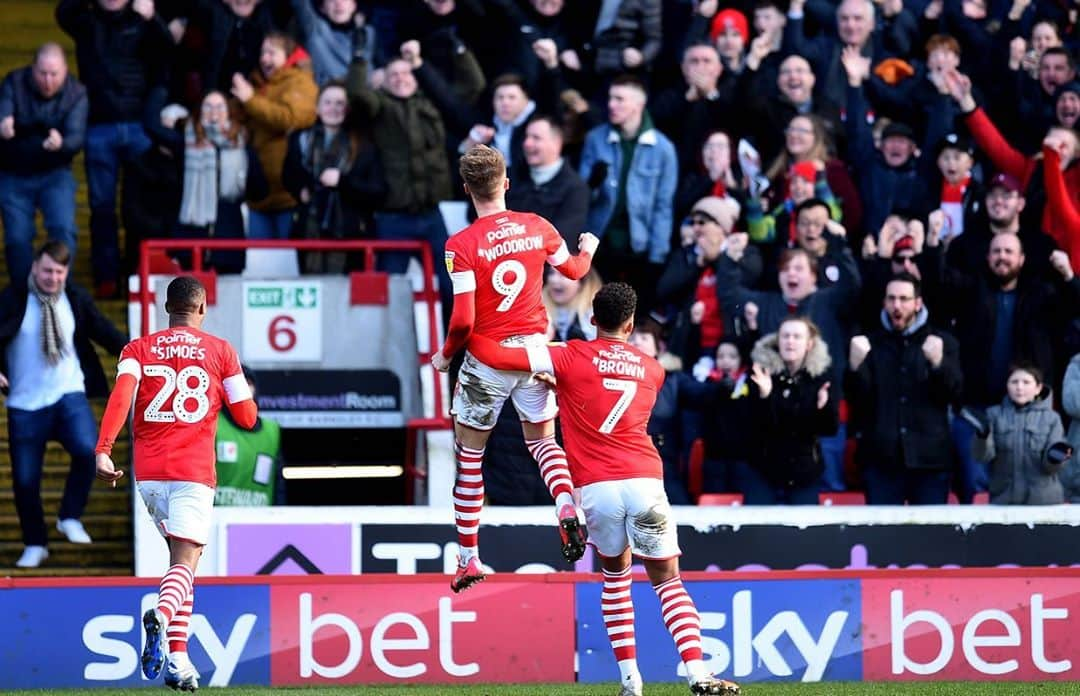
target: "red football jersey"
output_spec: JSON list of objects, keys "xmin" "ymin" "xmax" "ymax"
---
[
  {"xmin": 445, "ymin": 211, "xmax": 572, "ymax": 340},
  {"xmin": 116, "ymin": 327, "xmax": 249, "ymax": 488},
  {"xmin": 529, "ymin": 339, "xmax": 666, "ymax": 487}
]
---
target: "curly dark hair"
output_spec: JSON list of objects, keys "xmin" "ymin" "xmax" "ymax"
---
[
  {"xmin": 165, "ymin": 276, "xmax": 206, "ymax": 315},
  {"xmin": 592, "ymin": 282, "xmax": 637, "ymax": 331}
]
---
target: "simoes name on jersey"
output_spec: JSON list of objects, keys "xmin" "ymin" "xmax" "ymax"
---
[
  {"xmin": 592, "ymin": 344, "xmax": 646, "ymax": 379},
  {"xmin": 151, "ymin": 331, "xmax": 207, "ymax": 360},
  {"xmin": 479, "ymin": 221, "xmax": 542, "ymax": 262}
]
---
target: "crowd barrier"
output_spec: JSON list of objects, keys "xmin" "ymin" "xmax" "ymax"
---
[{"xmin": 2, "ymin": 568, "xmax": 1076, "ymax": 688}]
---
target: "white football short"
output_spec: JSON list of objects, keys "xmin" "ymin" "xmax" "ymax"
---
[
  {"xmin": 138, "ymin": 481, "xmax": 215, "ymax": 546},
  {"xmin": 451, "ymin": 338, "xmax": 557, "ymax": 430},
  {"xmin": 580, "ymin": 478, "xmax": 681, "ymax": 560}
]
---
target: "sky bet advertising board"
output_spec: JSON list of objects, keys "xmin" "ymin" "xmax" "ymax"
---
[{"xmin": 2, "ymin": 570, "xmax": 1078, "ymax": 688}]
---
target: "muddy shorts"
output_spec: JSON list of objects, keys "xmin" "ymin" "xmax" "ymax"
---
[
  {"xmin": 579, "ymin": 478, "xmax": 681, "ymax": 560},
  {"xmin": 451, "ymin": 341, "xmax": 558, "ymax": 430}
]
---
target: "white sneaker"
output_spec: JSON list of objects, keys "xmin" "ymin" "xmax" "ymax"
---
[
  {"xmin": 618, "ymin": 674, "xmax": 644, "ymax": 696},
  {"xmin": 57, "ymin": 519, "xmax": 92, "ymax": 544},
  {"xmin": 164, "ymin": 653, "xmax": 201, "ymax": 692},
  {"xmin": 15, "ymin": 545, "xmax": 49, "ymax": 568}
]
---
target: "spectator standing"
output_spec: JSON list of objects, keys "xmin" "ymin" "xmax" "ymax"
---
[
  {"xmin": 56, "ymin": 0, "xmax": 171, "ymax": 298},
  {"xmin": 580, "ymin": 74, "xmax": 677, "ymax": 311},
  {"xmin": 283, "ymin": 81, "xmax": 387, "ymax": 273},
  {"xmin": 973, "ymin": 363, "xmax": 1069, "ymax": 505},
  {"xmin": 0, "ymin": 242, "xmax": 127, "ymax": 568},
  {"xmin": 845, "ymin": 274, "xmax": 963, "ymax": 504},
  {"xmin": 291, "ymin": 0, "xmax": 378, "ymax": 86},
  {"xmin": 505, "ymin": 115, "xmax": 589, "ymax": 249},
  {"xmin": 0, "ymin": 44, "xmax": 87, "ymax": 291},
  {"xmin": 740, "ymin": 317, "xmax": 838, "ymax": 504},
  {"xmin": 347, "ymin": 41, "xmax": 457, "ymax": 317},
  {"xmin": 674, "ymin": 130, "xmax": 747, "ymax": 225},
  {"xmin": 543, "ymin": 267, "xmax": 602, "ymax": 342},
  {"xmin": 1061, "ymin": 352, "xmax": 1080, "ymax": 502},
  {"xmin": 231, "ymin": 32, "xmax": 318, "ymax": 242}
]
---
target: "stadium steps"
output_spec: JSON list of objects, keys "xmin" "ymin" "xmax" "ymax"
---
[{"xmin": 0, "ymin": 2, "xmax": 135, "ymax": 577}]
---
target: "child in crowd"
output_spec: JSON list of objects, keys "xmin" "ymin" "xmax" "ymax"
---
[{"xmin": 973, "ymin": 364, "xmax": 1072, "ymax": 505}]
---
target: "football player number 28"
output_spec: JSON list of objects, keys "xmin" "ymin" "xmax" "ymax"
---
[
  {"xmin": 143, "ymin": 365, "xmax": 212, "ymax": 423},
  {"xmin": 599, "ymin": 378, "xmax": 637, "ymax": 433},
  {"xmin": 492, "ymin": 259, "xmax": 527, "ymax": 312}
]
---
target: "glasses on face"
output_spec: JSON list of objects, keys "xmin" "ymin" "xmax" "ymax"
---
[
  {"xmin": 202, "ymin": 103, "xmax": 228, "ymax": 112},
  {"xmin": 785, "ymin": 126, "xmax": 814, "ymax": 136},
  {"xmin": 684, "ymin": 216, "xmax": 716, "ymax": 227}
]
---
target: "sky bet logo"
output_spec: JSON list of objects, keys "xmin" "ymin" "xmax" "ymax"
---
[
  {"xmin": 577, "ymin": 580, "xmax": 863, "ymax": 684},
  {"xmin": 0, "ymin": 585, "xmax": 270, "ymax": 689}
]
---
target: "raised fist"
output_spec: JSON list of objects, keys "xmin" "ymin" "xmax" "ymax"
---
[
  {"xmin": 849, "ymin": 335, "xmax": 871, "ymax": 370},
  {"xmin": 921, "ymin": 334, "xmax": 944, "ymax": 367},
  {"xmin": 400, "ymin": 40, "xmax": 422, "ymax": 68},
  {"xmin": 578, "ymin": 232, "xmax": 600, "ymax": 257}
]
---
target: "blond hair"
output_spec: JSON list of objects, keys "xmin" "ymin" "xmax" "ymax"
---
[
  {"xmin": 460, "ymin": 145, "xmax": 507, "ymax": 202},
  {"xmin": 543, "ymin": 268, "xmax": 603, "ymax": 338}
]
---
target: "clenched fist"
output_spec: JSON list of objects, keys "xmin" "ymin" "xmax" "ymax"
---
[
  {"xmin": 578, "ymin": 232, "xmax": 600, "ymax": 257},
  {"xmin": 922, "ymin": 334, "xmax": 944, "ymax": 367},
  {"xmin": 849, "ymin": 335, "xmax": 871, "ymax": 370}
]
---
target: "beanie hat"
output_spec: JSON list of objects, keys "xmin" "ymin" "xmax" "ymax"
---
[
  {"xmin": 711, "ymin": 9, "xmax": 750, "ymax": 45},
  {"xmin": 789, "ymin": 160, "xmax": 818, "ymax": 183}
]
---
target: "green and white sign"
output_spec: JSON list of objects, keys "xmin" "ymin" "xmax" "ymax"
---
[{"xmin": 242, "ymin": 281, "xmax": 323, "ymax": 362}]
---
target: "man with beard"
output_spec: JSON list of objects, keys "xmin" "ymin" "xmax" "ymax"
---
[
  {"xmin": 845, "ymin": 274, "xmax": 962, "ymax": 504},
  {"xmin": 946, "ymin": 233, "xmax": 1080, "ymax": 501}
]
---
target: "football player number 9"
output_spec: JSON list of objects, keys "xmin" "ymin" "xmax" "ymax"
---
[
  {"xmin": 143, "ymin": 365, "xmax": 212, "ymax": 423},
  {"xmin": 492, "ymin": 259, "xmax": 527, "ymax": 312}
]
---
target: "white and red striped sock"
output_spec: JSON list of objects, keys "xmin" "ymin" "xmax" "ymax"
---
[
  {"xmin": 168, "ymin": 591, "xmax": 194, "ymax": 654},
  {"xmin": 602, "ymin": 566, "xmax": 639, "ymax": 681},
  {"xmin": 525, "ymin": 436, "xmax": 575, "ymax": 510},
  {"xmin": 653, "ymin": 576, "xmax": 704, "ymax": 670},
  {"xmin": 157, "ymin": 564, "xmax": 195, "ymax": 625},
  {"xmin": 453, "ymin": 442, "xmax": 485, "ymax": 563}
]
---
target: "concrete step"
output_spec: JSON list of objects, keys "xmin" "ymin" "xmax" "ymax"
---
[
  {"xmin": 0, "ymin": 514, "xmax": 131, "ymax": 542},
  {"xmin": 0, "ymin": 541, "xmax": 133, "ymax": 569},
  {"xmin": 0, "ymin": 489, "xmax": 132, "ymax": 516},
  {"xmin": 3, "ymin": 566, "xmax": 131, "ymax": 578}
]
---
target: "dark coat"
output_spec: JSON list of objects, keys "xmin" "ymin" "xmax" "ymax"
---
[
  {"xmin": 945, "ymin": 267, "xmax": 1080, "ymax": 406},
  {"xmin": 648, "ymin": 357, "xmax": 719, "ymax": 505},
  {"xmin": 505, "ymin": 161, "xmax": 590, "ymax": 250},
  {"xmin": 845, "ymin": 309, "xmax": 963, "ymax": 472},
  {"xmin": 346, "ymin": 59, "xmax": 451, "ymax": 213},
  {"xmin": 657, "ymin": 244, "xmax": 763, "ymax": 365},
  {"xmin": 0, "ymin": 67, "xmax": 87, "ymax": 174},
  {"xmin": 717, "ymin": 244, "xmax": 862, "ymax": 382},
  {"xmin": 282, "ymin": 128, "xmax": 388, "ymax": 241},
  {"xmin": 747, "ymin": 332, "xmax": 838, "ymax": 487},
  {"xmin": 0, "ymin": 283, "xmax": 127, "ymax": 399},
  {"xmin": 55, "ymin": 0, "xmax": 170, "ymax": 124}
]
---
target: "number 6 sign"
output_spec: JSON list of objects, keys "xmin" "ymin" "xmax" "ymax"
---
[{"xmin": 243, "ymin": 282, "xmax": 323, "ymax": 362}]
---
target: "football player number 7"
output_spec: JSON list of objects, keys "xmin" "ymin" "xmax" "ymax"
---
[
  {"xmin": 599, "ymin": 378, "xmax": 637, "ymax": 433},
  {"xmin": 493, "ymin": 259, "xmax": 526, "ymax": 312},
  {"xmin": 143, "ymin": 365, "xmax": 212, "ymax": 423}
]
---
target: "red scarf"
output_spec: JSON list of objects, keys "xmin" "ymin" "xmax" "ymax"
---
[{"xmin": 940, "ymin": 175, "xmax": 970, "ymax": 238}]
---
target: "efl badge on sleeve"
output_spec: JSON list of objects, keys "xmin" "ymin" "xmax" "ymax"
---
[{"xmin": 445, "ymin": 251, "xmax": 455, "ymax": 274}]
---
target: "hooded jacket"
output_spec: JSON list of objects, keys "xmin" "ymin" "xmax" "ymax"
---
[
  {"xmin": 974, "ymin": 387, "xmax": 1066, "ymax": 505},
  {"xmin": 747, "ymin": 331, "xmax": 838, "ymax": 487},
  {"xmin": 845, "ymin": 307, "xmax": 963, "ymax": 472}
]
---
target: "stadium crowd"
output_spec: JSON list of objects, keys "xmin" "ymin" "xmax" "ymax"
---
[{"xmin": 5, "ymin": 0, "xmax": 1080, "ymax": 511}]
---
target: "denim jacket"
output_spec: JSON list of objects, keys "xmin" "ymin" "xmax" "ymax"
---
[{"xmin": 579, "ymin": 122, "xmax": 677, "ymax": 264}]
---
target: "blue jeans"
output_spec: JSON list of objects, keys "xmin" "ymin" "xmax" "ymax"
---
[
  {"xmin": 247, "ymin": 209, "xmax": 294, "ymax": 239},
  {"xmin": 0, "ymin": 169, "xmax": 77, "ymax": 290},
  {"xmin": 732, "ymin": 462, "xmax": 822, "ymax": 505},
  {"xmin": 818, "ymin": 422, "xmax": 848, "ymax": 491},
  {"xmin": 863, "ymin": 467, "xmax": 950, "ymax": 505},
  {"xmin": 951, "ymin": 411, "xmax": 988, "ymax": 503},
  {"xmin": 8, "ymin": 393, "xmax": 98, "ymax": 546},
  {"xmin": 374, "ymin": 210, "xmax": 452, "ymax": 324},
  {"xmin": 85, "ymin": 121, "xmax": 152, "ymax": 285}
]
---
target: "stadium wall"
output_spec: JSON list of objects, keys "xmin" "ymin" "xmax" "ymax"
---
[{"xmin": 2, "ymin": 568, "xmax": 1077, "ymax": 688}]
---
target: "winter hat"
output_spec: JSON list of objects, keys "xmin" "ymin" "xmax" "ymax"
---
[
  {"xmin": 692, "ymin": 196, "xmax": 741, "ymax": 231},
  {"xmin": 882, "ymin": 121, "xmax": 917, "ymax": 142},
  {"xmin": 1054, "ymin": 81, "xmax": 1080, "ymax": 103},
  {"xmin": 789, "ymin": 160, "xmax": 818, "ymax": 183},
  {"xmin": 873, "ymin": 57, "xmax": 915, "ymax": 85},
  {"xmin": 711, "ymin": 9, "xmax": 750, "ymax": 45},
  {"xmin": 989, "ymin": 172, "xmax": 1022, "ymax": 193}
]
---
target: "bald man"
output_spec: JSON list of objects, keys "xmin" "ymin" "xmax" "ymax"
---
[{"xmin": 0, "ymin": 43, "xmax": 87, "ymax": 290}]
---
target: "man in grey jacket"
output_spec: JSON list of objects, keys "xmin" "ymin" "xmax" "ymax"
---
[{"xmin": 291, "ymin": 0, "xmax": 377, "ymax": 86}]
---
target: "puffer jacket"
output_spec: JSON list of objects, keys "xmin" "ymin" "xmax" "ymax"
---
[
  {"xmin": 974, "ymin": 388, "xmax": 1066, "ymax": 505},
  {"xmin": 747, "ymin": 332, "xmax": 838, "ymax": 487},
  {"xmin": 243, "ymin": 52, "xmax": 319, "ymax": 213},
  {"xmin": 1057, "ymin": 353, "xmax": 1080, "ymax": 501}
]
